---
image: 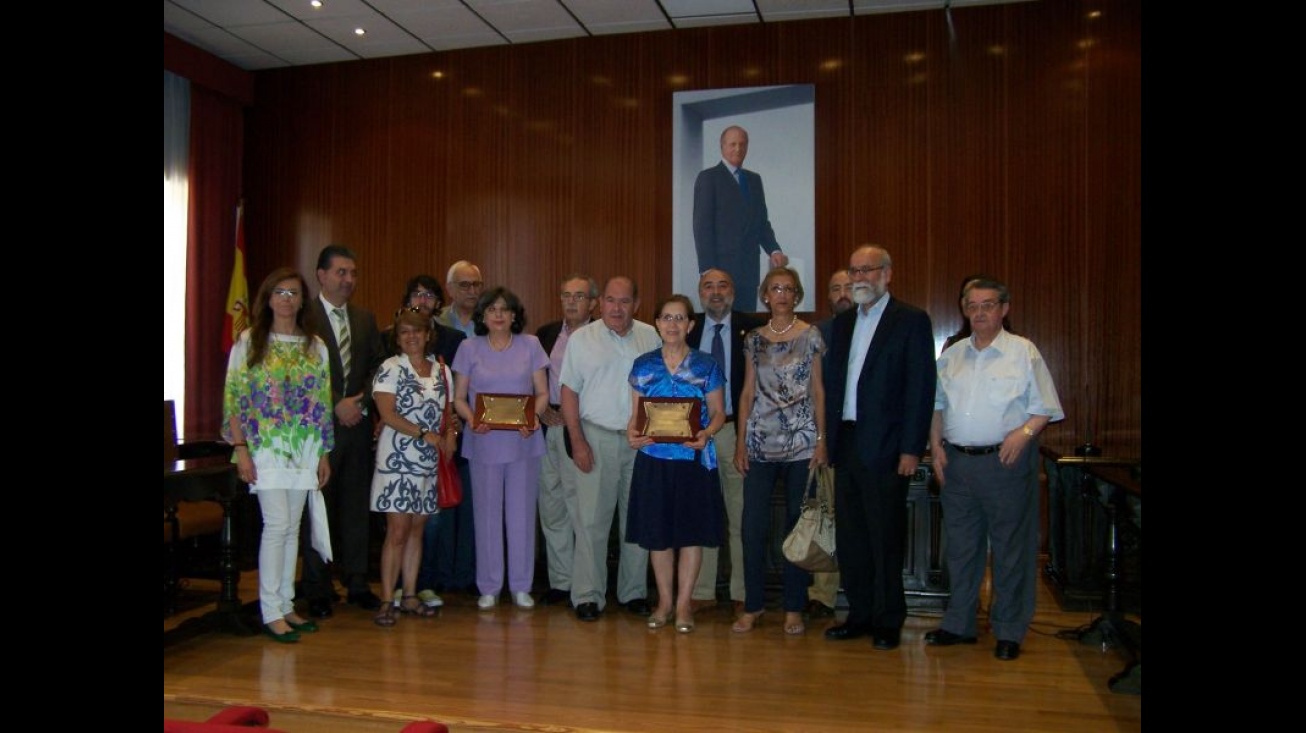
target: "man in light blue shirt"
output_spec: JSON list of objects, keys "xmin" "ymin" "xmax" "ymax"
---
[{"xmin": 927, "ymin": 277, "xmax": 1064, "ymax": 662}]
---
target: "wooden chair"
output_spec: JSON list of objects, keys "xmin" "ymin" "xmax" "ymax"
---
[{"xmin": 164, "ymin": 400, "xmax": 225, "ymax": 616}]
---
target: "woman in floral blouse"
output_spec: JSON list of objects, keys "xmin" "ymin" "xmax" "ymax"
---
[{"xmin": 223, "ymin": 267, "xmax": 335, "ymax": 643}]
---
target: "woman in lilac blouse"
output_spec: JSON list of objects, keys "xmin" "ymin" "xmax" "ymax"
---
[{"xmin": 452, "ymin": 287, "xmax": 550, "ymax": 611}]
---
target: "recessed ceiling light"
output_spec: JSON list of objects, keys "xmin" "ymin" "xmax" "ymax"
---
[
  {"xmin": 311, "ymin": 1, "xmax": 322, "ymax": 8},
  {"xmin": 354, "ymin": 28, "xmax": 366, "ymax": 36}
]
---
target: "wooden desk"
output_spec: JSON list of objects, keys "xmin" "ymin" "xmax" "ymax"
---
[{"xmin": 164, "ymin": 456, "xmax": 258, "ymax": 642}]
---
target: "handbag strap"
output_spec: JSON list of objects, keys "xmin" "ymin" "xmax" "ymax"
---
[{"xmin": 436, "ymin": 356, "xmax": 455, "ymax": 437}]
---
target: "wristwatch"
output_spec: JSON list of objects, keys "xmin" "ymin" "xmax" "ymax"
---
[
  {"xmin": 1021, "ymin": 426, "xmax": 1035, "ymax": 437},
  {"xmin": 417, "ymin": 428, "xmax": 429, "ymax": 441}
]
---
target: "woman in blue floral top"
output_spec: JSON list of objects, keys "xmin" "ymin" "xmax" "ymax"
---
[
  {"xmin": 626, "ymin": 294, "xmax": 726, "ymax": 633},
  {"xmin": 223, "ymin": 267, "xmax": 335, "ymax": 643},
  {"xmin": 369, "ymin": 309, "xmax": 458, "ymax": 626}
]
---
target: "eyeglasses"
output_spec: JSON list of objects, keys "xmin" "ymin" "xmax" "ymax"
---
[
  {"xmin": 456, "ymin": 280, "xmax": 484, "ymax": 291},
  {"xmin": 394, "ymin": 306, "xmax": 425, "ymax": 319},
  {"xmin": 848, "ymin": 265, "xmax": 886, "ymax": 277},
  {"xmin": 963, "ymin": 301, "xmax": 1002, "ymax": 314},
  {"xmin": 767, "ymin": 284, "xmax": 797, "ymax": 295},
  {"xmin": 561, "ymin": 292, "xmax": 591, "ymax": 301},
  {"xmin": 272, "ymin": 288, "xmax": 300, "ymax": 298},
  {"xmin": 410, "ymin": 291, "xmax": 439, "ymax": 301},
  {"xmin": 658, "ymin": 313, "xmax": 688, "ymax": 322}
]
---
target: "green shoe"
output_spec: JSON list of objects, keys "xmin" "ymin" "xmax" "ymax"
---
[
  {"xmin": 263, "ymin": 624, "xmax": 300, "ymax": 643},
  {"xmin": 286, "ymin": 618, "xmax": 319, "ymax": 633}
]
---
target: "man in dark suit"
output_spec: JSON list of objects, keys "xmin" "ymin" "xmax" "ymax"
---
[
  {"xmin": 822, "ymin": 245, "xmax": 936, "ymax": 651},
  {"xmin": 301, "ymin": 244, "xmax": 385, "ymax": 617},
  {"xmin": 685, "ymin": 268, "xmax": 762, "ymax": 613},
  {"xmin": 693, "ymin": 125, "xmax": 788, "ymax": 312},
  {"xmin": 533, "ymin": 273, "xmax": 596, "ymax": 606}
]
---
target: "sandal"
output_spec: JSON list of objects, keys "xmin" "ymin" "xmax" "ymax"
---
[
  {"xmin": 374, "ymin": 603, "xmax": 397, "ymax": 627},
  {"xmin": 399, "ymin": 595, "xmax": 437, "ymax": 617},
  {"xmin": 784, "ymin": 612, "xmax": 806, "ymax": 636},
  {"xmin": 732, "ymin": 610, "xmax": 765, "ymax": 633}
]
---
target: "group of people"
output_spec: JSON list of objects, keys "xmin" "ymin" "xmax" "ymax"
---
[{"xmin": 222, "ymin": 241, "xmax": 1063, "ymax": 661}]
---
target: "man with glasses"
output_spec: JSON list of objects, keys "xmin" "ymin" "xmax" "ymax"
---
[
  {"xmin": 301, "ymin": 244, "xmax": 385, "ymax": 617},
  {"xmin": 434, "ymin": 261, "xmax": 484, "ymax": 594},
  {"xmin": 533, "ymin": 274, "xmax": 598, "ymax": 605},
  {"xmin": 439, "ymin": 260, "xmax": 484, "ymax": 338},
  {"xmin": 823, "ymin": 245, "xmax": 935, "ymax": 651},
  {"xmin": 926, "ymin": 277, "xmax": 1062, "ymax": 661},
  {"xmin": 559, "ymin": 276, "xmax": 661, "ymax": 621},
  {"xmin": 684, "ymin": 268, "xmax": 761, "ymax": 614}
]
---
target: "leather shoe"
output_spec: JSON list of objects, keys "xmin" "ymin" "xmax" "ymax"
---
[
  {"xmin": 540, "ymin": 588, "xmax": 571, "ymax": 606},
  {"xmin": 346, "ymin": 590, "xmax": 382, "ymax": 611},
  {"xmin": 995, "ymin": 640, "xmax": 1021, "ymax": 661},
  {"xmin": 575, "ymin": 602, "xmax": 601, "ymax": 622},
  {"xmin": 263, "ymin": 624, "xmax": 300, "ymax": 644},
  {"xmin": 824, "ymin": 622, "xmax": 872, "ymax": 641},
  {"xmin": 286, "ymin": 618, "xmax": 319, "ymax": 633},
  {"xmin": 872, "ymin": 628, "xmax": 901, "ymax": 651},
  {"xmin": 925, "ymin": 628, "xmax": 978, "ymax": 646},
  {"xmin": 308, "ymin": 598, "xmax": 334, "ymax": 618},
  {"xmin": 624, "ymin": 598, "xmax": 652, "ymax": 617},
  {"xmin": 805, "ymin": 599, "xmax": 835, "ymax": 619}
]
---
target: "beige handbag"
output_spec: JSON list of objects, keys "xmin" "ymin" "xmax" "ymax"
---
[{"xmin": 782, "ymin": 465, "xmax": 837, "ymax": 572}]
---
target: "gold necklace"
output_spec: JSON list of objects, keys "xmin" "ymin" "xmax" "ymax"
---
[{"xmin": 767, "ymin": 317, "xmax": 796, "ymax": 335}]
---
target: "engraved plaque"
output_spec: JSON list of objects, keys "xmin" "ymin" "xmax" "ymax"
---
[
  {"xmin": 636, "ymin": 397, "xmax": 702, "ymax": 443},
  {"xmin": 475, "ymin": 393, "xmax": 537, "ymax": 430}
]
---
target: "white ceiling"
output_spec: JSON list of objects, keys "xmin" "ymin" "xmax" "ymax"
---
[{"xmin": 165, "ymin": 0, "xmax": 1033, "ymax": 71}]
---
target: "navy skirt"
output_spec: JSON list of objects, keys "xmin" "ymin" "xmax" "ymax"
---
[{"xmin": 626, "ymin": 452, "xmax": 724, "ymax": 551}]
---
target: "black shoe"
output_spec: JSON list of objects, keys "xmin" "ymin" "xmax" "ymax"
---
[
  {"xmin": 308, "ymin": 598, "xmax": 334, "ymax": 618},
  {"xmin": 824, "ymin": 621, "xmax": 871, "ymax": 641},
  {"xmin": 872, "ymin": 628, "xmax": 901, "ymax": 651},
  {"xmin": 805, "ymin": 600, "xmax": 835, "ymax": 619},
  {"xmin": 346, "ymin": 590, "xmax": 382, "ymax": 611},
  {"xmin": 540, "ymin": 588, "xmax": 571, "ymax": 606},
  {"xmin": 925, "ymin": 628, "xmax": 978, "ymax": 646},
  {"xmin": 575, "ymin": 602, "xmax": 601, "ymax": 622},
  {"xmin": 995, "ymin": 640, "xmax": 1021, "ymax": 661},
  {"xmin": 624, "ymin": 598, "xmax": 652, "ymax": 617}
]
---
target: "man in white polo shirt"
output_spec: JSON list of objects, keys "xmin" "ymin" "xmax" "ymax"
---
[{"xmin": 560, "ymin": 276, "xmax": 661, "ymax": 621}]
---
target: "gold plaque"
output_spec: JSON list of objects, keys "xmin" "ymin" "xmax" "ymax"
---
[
  {"xmin": 636, "ymin": 397, "xmax": 702, "ymax": 443},
  {"xmin": 475, "ymin": 393, "xmax": 537, "ymax": 430}
]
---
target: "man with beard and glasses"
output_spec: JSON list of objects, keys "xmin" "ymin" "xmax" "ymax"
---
[{"xmin": 822, "ymin": 245, "xmax": 935, "ymax": 651}]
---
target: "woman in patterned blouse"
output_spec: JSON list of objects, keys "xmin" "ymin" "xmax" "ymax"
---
[{"xmin": 223, "ymin": 267, "xmax": 335, "ymax": 643}]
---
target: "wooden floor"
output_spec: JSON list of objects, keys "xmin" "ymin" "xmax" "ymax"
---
[{"xmin": 164, "ymin": 566, "xmax": 1141, "ymax": 733}]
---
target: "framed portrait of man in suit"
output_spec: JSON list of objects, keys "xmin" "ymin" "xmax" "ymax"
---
[{"xmin": 672, "ymin": 85, "xmax": 815, "ymax": 313}]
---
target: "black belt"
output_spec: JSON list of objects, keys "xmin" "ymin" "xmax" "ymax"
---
[
  {"xmin": 722, "ymin": 414, "xmax": 735, "ymax": 424},
  {"xmin": 948, "ymin": 443, "xmax": 1001, "ymax": 456},
  {"xmin": 549, "ymin": 403, "xmax": 561, "ymax": 411}
]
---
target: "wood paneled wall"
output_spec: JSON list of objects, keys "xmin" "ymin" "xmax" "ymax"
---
[{"xmin": 242, "ymin": 0, "xmax": 1141, "ymax": 458}]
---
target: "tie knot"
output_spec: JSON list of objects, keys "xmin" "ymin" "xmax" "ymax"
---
[
  {"xmin": 333, "ymin": 307, "xmax": 346, "ymax": 320},
  {"xmin": 714, "ymin": 323, "xmax": 725, "ymax": 334}
]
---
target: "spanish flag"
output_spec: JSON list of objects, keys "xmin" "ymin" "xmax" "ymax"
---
[{"xmin": 222, "ymin": 202, "xmax": 250, "ymax": 353}]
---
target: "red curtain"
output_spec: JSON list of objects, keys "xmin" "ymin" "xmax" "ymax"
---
[{"xmin": 184, "ymin": 85, "xmax": 244, "ymax": 441}]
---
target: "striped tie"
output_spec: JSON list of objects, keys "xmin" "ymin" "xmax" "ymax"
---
[{"xmin": 334, "ymin": 307, "xmax": 352, "ymax": 384}]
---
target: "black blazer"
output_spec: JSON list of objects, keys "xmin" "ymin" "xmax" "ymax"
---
[
  {"xmin": 686, "ymin": 310, "xmax": 763, "ymax": 418},
  {"xmin": 306, "ymin": 298, "xmax": 384, "ymax": 414},
  {"xmin": 823, "ymin": 296, "xmax": 936, "ymax": 473}
]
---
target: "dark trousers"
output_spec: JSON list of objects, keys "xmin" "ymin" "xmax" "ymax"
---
[
  {"xmin": 834, "ymin": 436, "xmax": 908, "ymax": 631},
  {"xmin": 417, "ymin": 457, "xmax": 476, "ymax": 590},
  {"xmin": 740, "ymin": 459, "xmax": 811, "ymax": 614},
  {"xmin": 300, "ymin": 420, "xmax": 374, "ymax": 599}
]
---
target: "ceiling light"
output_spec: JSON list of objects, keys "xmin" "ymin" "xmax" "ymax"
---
[{"xmin": 354, "ymin": 28, "xmax": 366, "ymax": 36}]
